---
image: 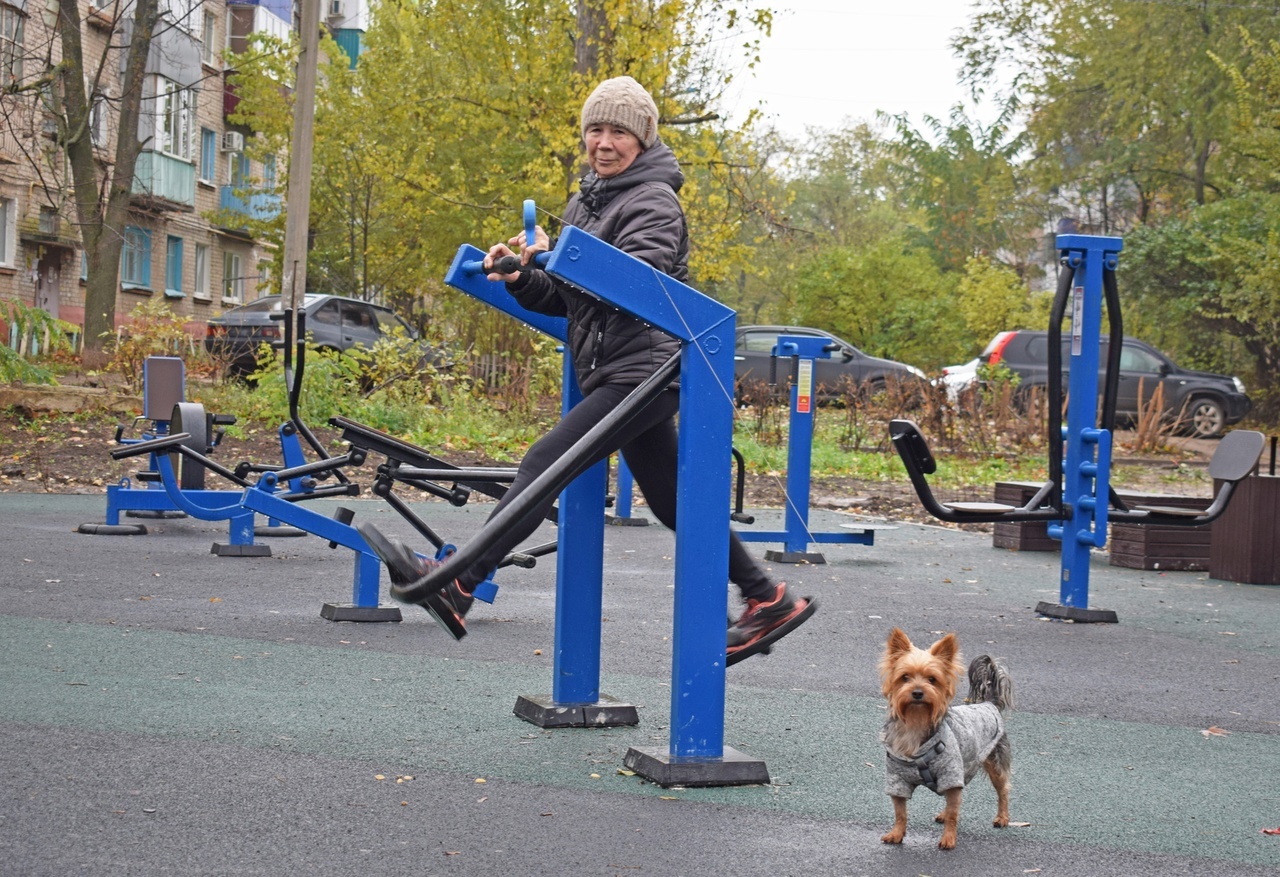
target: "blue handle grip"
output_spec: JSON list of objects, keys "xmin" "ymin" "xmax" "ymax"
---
[
  {"xmin": 459, "ymin": 200, "xmax": 550, "ymax": 275},
  {"xmin": 523, "ymin": 199, "xmax": 536, "ymax": 246}
]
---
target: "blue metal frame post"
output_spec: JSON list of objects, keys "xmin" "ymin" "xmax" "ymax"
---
[
  {"xmin": 550, "ymin": 356, "xmax": 609, "ymax": 707},
  {"xmin": 606, "ymin": 456, "xmax": 648, "ymax": 526},
  {"xmin": 735, "ymin": 334, "xmax": 876, "ymax": 562},
  {"xmin": 444, "ymin": 247, "xmax": 635, "ymax": 728},
  {"xmin": 1044, "ymin": 234, "xmax": 1122, "ymax": 623}
]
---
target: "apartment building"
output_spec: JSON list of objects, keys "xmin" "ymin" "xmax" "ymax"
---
[{"xmin": 0, "ymin": 0, "xmax": 293, "ymax": 347}]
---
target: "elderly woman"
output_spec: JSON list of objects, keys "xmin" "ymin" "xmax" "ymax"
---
[{"xmin": 359, "ymin": 76, "xmax": 814, "ymax": 663}]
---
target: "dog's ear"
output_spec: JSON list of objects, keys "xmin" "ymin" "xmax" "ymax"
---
[
  {"xmin": 886, "ymin": 627, "xmax": 913, "ymax": 658},
  {"xmin": 929, "ymin": 632, "xmax": 961, "ymax": 670}
]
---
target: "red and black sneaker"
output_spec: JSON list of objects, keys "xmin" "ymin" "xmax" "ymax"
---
[
  {"xmin": 725, "ymin": 583, "xmax": 816, "ymax": 666},
  {"xmin": 356, "ymin": 522, "xmax": 472, "ymax": 641}
]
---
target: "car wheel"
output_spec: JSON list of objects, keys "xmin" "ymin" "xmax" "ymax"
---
[{"xmin": 1187, "ymin": 397, "xmax": 1226, "ymax": 438}]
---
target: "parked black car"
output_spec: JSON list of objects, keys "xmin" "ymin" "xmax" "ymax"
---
[
  {"xmin": 205, "ymin": 294, "xmax": 426, "ymax": 377},
  {"xmin": 976, "ymin": 329, "xmax": 1251, "ymax": 438},
  {"xmin": 734, "ymin": 325, "xmax": 926, "ymax": 401}
]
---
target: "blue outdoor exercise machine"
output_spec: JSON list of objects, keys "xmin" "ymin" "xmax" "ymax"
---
[
  {"xmin": 734, "ymin": 333, "xmax": 881, "ymax": 563},
  {"xmin": 104, "ymin": 425, "xmax": 402, "ymax": 621},
  {"xmin": 97, "ymin": 310, "xmax": 405, "ymax": 622},
  {"xmin": 890, "ymin": 234, "xmax": 1265, "ymax": 623},
  {"xmin": 76, "ymin": 355, "xmax": 268, "ymax": 552},
  {"xmin": 395, "ymin": 200, "xmax": 779, "ymax": 786},
  {"xmin": 77, "ymin": 313, "xmax": 355, "ymax": 556}
]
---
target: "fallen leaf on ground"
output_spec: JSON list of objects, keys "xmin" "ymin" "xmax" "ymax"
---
[{"xmin": 1201, "ymin": 726, "xmax": 1230, "ymax": 737}]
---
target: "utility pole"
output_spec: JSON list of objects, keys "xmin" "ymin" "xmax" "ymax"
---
[{"xmin": 281, "ymin": 0, "xmax": 321, "ymax": 340}]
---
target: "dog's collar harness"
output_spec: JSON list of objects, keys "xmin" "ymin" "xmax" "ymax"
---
[{"xmin": 886, "ymin": 734, "xmax": 948, "ymax": 793}]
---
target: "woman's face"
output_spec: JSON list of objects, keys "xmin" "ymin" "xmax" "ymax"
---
[{"xmin": 584, "ymin": 124, "xmax": 643, "ymax": 178}]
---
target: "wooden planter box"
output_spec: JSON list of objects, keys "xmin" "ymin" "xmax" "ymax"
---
[
  {"xmin": 1108, "ymin": 493, "xmax": 1212, "ymax": 570},
  {"xmin": 992, "ymin": 481, "xmax": 1217, "ymax": 572},
  {"xmin": 991, "ymin": 481, "xmax": 1059, "ymax": 551},
  {"xmin": 1210, "ymin": 475, "xmax": 1280, "ymax": 585}
]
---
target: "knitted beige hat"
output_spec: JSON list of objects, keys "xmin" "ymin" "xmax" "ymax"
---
[{"xmin": 580, "ymin": 76, "xmax": 660, "ymax": 149}]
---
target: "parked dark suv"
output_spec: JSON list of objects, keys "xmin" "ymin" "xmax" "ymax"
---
[
  {"xmin": 978, "ymin": 330, "xmax": 1251, "ymax": 438},
  {"xmin": 205, "ymin": 294, "xmax": 426, "ymax": 377},
  {"xmin": 735, "ymin": 325, "xmax": 926, "ymax": 401}
]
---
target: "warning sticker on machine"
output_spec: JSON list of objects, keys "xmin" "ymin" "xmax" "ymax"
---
[{"xmin": 797, "ymin": 359, "xmax": 813, "ymax": 413}]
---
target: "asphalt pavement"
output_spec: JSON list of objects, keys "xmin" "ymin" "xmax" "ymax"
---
[{"xmin": 2, "ymin": 493, "xmax": 1278, "ymax": 876}]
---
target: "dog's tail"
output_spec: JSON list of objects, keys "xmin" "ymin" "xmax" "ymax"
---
[{"xmin": 965, "ymin": 655, "xmax": 1014, "ymax": 712}]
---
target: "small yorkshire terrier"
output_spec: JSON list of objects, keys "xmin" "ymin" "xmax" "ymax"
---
[{"xmin": 878, "ymin": 627, "xmax": 1013, "ymax": 850}]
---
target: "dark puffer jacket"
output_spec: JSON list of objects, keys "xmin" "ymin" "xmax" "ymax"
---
[{"xmin": 507, "ymin": 142, "xmax": 687, "ymax": 394}]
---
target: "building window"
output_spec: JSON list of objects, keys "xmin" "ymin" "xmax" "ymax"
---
[
  {"xmin": 230, "ymin": 151, "xmax": 250, "ymax": 187},
  {"xmin": 0, "ymin": 197, "xmax": 14, "ymax": 265},
  {"xmin": 0, "ymin": 4, "xmax": 23, "ymax": 86},
  {"xmin": 89, "ymin": 91, "xmax": 109, "ymax": 147},
  {"xmin": 155, "ymin": 75, "xmax": 195, "ymax": 161},
  {"xmin": 257, "ymin": 259, "xmax": 272, "ymax": 296},
  {"xmin": 160, "ymin": 0, "xmax": 201, "ymax": 36},
  {"xmin": 165, "ymin": 235, "xmax": 183, "ymax": 296},
  {"xmin": 201, "ymin": 9, "xmax": 217, "ymax": 65},
  {"xmin": 121, "ymin": 225, "xmax": 152, "ymax": 288},
  {"xmin": 223, "ymin": 250, "xmax": 243, "ymax": 301},
  {"xmin": 199, "ymin": 128, "xmax": 216, "ymax": 183},
  {"xmin": 194, "ymin": 243, "xmax": 210, "ymax": 299},
  {"xmin": 263, "ymin": 154, "xmax": 277, "ymax": 191}
]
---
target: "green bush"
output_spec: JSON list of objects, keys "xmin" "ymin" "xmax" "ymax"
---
[
  {"xmin": 105, "ymin": 298, "xmax": 202, "ymax": 391},
  {"xmin": 1, "ymin": 300, "xmax": 80, "ymax": 384}
]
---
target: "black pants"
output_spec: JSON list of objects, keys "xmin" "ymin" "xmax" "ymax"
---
[{"xmin": 454, "ymin": 383, "xmax": 775, "ymax": 601}]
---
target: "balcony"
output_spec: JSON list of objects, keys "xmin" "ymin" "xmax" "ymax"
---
[
  {"xmin": 132, "ymin": 151, "xmax": 196, "ymax": 211},
  {"xmin": 17, "ymin": 215, "xmax": 80, "ymax": 250},
  {"xmin": 219, "ymin": 185, "xmax": 282, "ymax": 223}
]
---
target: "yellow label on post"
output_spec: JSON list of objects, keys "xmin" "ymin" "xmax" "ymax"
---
[{"xmin": 797, "ymin": 359, "xmax": 813, "ymax": 414}]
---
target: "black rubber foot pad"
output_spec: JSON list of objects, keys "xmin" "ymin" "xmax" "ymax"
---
[
  {"xmin": 513, "ymin": 694, "xmax": 639, "ymax": 728},
  {"xmin": 1036, "ymin": 601, "xmax": 1119, "ymax": 624},
  {"xmin": 77, "ymin": 523, "xmax": 148, "ymax": 536},
  {"xmin": 320, "ymin": 602, "xmax": 403, "ymax": 623},
  {"xmin": 623, "ymin": 745, "xmax": 770, "ymax": 788}
]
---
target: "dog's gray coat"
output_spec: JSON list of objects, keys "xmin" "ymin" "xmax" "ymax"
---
[{"xmin": 882, "ymin": 701, "xmax": 1005, "ymax": 797}]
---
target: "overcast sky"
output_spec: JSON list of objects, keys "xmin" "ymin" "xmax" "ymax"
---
[{"xmin": 722, "ymin": 1, "xmax": 984, "ymax": 139}]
